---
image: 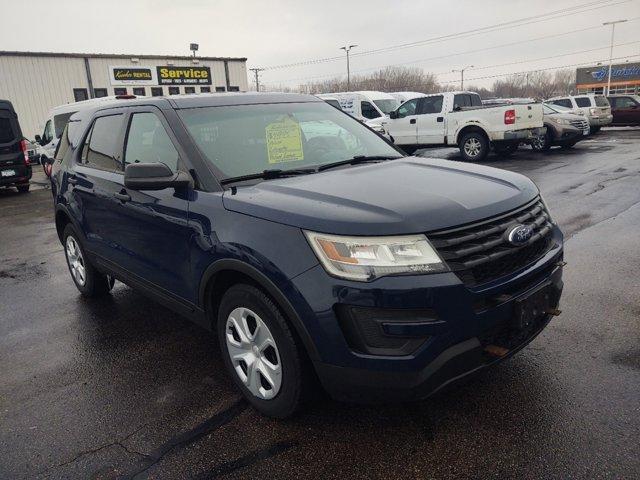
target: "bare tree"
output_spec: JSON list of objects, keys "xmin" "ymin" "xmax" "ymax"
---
[{"xmin": 551, "ymin": 69, "xmax": 575, "ymax": 96}]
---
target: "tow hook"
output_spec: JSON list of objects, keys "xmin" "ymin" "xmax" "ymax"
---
[
  {"xmin": 556, "ymin": 261, "xmax": 567, "ymax": 267},
  {"xmin": 545, "ymin": 308, "xmax": 562, "ymax": 316}
]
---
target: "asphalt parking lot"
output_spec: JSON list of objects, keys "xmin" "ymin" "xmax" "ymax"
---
[{"xmin": 1, "ymin": 129, "xmax": 639, "ymax": 479}]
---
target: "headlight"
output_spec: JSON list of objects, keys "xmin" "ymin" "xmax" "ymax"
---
[
  {"xmin": 552, "ymin": 117, "xmax": 570, "ymax": 125},
  {"xmin": 304, "ymin": 231, "xmax": 448, "ymax": 281},
  {"xmin": 590, "ymin": 107, "xmax": 597, "ymax": 115}
]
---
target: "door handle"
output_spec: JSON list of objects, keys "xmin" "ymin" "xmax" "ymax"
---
[
  {"xmin": 410, "ymin": 119, "xmax": 416, "ymax": 124},
  {"xmin": 67, "ymin": 176, "xmax": 78, "ymax": 185},
  {"xmin": 437, "ymin": 117, "xmax": 444, "ymax": 122},
  {"xmin": 114, "ymin": 192, "xmax": 131, "ymax": 202}
]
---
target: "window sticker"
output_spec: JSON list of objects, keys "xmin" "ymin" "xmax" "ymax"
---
[{"xmin": 265, "ymin": 117, "xmax": 304, "ymax": 164}]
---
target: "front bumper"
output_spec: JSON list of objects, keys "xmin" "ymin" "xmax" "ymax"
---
[
  {"xmin": 548, "ymin": 124, "xmax": 585, "ymax": 143},
  {"xmin": 291, "ymin": 226, "xmax": 564, "ymax": 403}
]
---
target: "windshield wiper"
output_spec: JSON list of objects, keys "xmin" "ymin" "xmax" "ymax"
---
[
  {"xmin": 220, "ymin": 167, "xmax": 316, "ymax": 185},
  {"xmin": 316, "ymin": 155, "xmax": 402, "ymax": 172}
]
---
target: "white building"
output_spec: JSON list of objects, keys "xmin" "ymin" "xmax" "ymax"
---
[{"xmin": 0, "ymin": 51, "xmax": 248, "ymax": 138}]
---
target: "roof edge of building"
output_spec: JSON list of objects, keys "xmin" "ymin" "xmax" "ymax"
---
[{"xmin": 0, "ymin": 50, "xmax": 247, "ymax": 62}]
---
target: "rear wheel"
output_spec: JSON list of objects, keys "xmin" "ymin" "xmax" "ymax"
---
[
  {"xmin": 16, "ymin": 184, "xmax": 30, "ymax": 193},
  {"xmin": 63, "ymin": 224, "xmax": 114, "ymax": 297},
  {"xmin": 459, "ymin": 131, "xmax": 489, "ymax": 162},
  {"xmin": 218, "ymin": 284, "xmax": 309, "ymax": 418}
]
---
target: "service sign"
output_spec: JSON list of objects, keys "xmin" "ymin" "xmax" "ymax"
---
[
  {"xmin": 109, "ymin": 66, "xmax": 156, "ymax": 86},
  {"xmin": 576, "ymin": 62, "xmax": 640, "ymax": 86},
  {"xmin": 157, "ymin": 66, "xmax": 212, "ymax": 85}
]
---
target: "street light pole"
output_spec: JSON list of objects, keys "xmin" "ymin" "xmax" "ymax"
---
[
  {"xmin": 452, "ymin": 65, "xmax": 474, "ymax": 90},
  {"xmin": 340, "ymin": 45, "xmax": 358, "ymax": 91},
  {"xmin": 603, "ymin": 19, "xmax": 627, "ymax": 95}
]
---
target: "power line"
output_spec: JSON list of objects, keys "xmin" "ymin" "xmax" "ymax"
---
[
  {"xmin": 262, "ymin": 17, "xmax": 640, "ymax": 85},
  {"xmin": 249, "ymin": 67, "xmax": 264, "ymax": 91},
  {"xmin": 262, "ymin": 0, "xmax": 632, "ymax": 71}
]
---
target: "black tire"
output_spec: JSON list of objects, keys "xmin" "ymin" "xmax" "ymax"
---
[
  {"xmin": 531, "ymin": 130, "xmax": 552, "ymax": 152},
  {"xmin": 459, "ymin": 131, "xmax": 489, "ymax": 161},
  {"xmin": 217, "ymin": 283, "xmax": 309, "ymax": 418},
  {"xmin": 62, "ymin": 224, "xmax": 114, "ymax": 297},
  {"xmin": 560, "ymin": 141, "xmax": 577, "ymax": 149},
  {"xmin": 16, "ymin": 184, "xmax": 30, "ymax": 193},
  {"xmin": 589, "ymin": 126, "xmax": 601, "ymax": 135}
]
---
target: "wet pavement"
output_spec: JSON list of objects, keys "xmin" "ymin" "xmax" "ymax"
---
[{"xmin": 1, "ymin": 129, "xmax": 639, "ymax": 479}]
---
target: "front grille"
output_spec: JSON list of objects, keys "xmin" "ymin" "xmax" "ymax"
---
[
  {"xmin": 569, "ymin": 119, "xmax": 588, "ymax": 130},
  {"xmin": 429, "ymin": 198, "xmax": 554, "ymax": 287}
]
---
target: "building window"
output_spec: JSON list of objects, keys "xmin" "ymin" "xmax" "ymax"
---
[
  {"xmin": 215, "ymin": 86, "xmax": 226, "ymax": 92},
  {"xmin": 168, "ymin": 87, "xmax": 180, "ymax": 95},
  {"xmin": 73, "ymin": 88, "xmax": 88, "ymax": 102},
  {"xmin": 151, "ymin": 87, "xmax": 163, "ymax": 97},
  {"xmin": 94, "ymin": 88, "xmax": 108, "ymax": 98},
  {"xmin": 228, "ymin": 86, "xmax": 240, "ymax": 92},
  {"xmin": 200, "ymin": 87, "xmax": 211, "ymax": 93},
  {"xmin": 114, "ymin": 87, "xmax": 127, "ymax": 96},
  {"xmin": 184, "ymin": 86, "xmax": 196, "ymax": 94},
  {"xmin": 133, "ymin": 87, "xmax": 146, "ymax": 96}
]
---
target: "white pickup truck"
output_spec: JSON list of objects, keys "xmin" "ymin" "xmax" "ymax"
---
[{"xmin": 382, "ymin": 91, "xmax": 545, "ymax": 161}]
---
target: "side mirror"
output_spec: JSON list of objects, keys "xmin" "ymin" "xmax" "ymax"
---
[
  {"xmin": 34, "ymin": 134, "xmax": 42, "ymax": 144},
  {"xmin": 389, "ymin": 110, "xmax": 398, "ymax": 119},
  {"xmin": 124, "ymin": 162, "xmax": 192, "ymax": 191}
]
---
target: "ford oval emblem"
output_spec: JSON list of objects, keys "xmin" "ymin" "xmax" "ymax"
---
[{"xmin": 506, "ymin": 224, "xmax": 534, "ymax": 246}]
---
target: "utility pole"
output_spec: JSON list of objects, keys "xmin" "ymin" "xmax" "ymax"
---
[
  {"xmin": 340, "ymin": 45, "xmax": 358, "ymax": 91},
  {"xmin": 249, "ymin": 68, "xmax": 264, "ymax": 92},
  {"xmin": 452, "ymin": 65, "xmax": 474, "ymax": 90},
  {"xmin": 603, "ymin": 19, "xmax": 627, "ymax": 95}
]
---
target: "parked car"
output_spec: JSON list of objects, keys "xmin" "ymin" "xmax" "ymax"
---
[
  {"xmin": 316, "ymin": 91, "xmax": 399, "ymax": 132},
  {"xmin": 51, "ymin": 93, "xmax": 564, "ymax": 418},
  {"xmin": 529, "ymin": 103, "xmax": 590, "ymax": 151},
  {"xmin": 383, "ymin": 91, "xmax": 545, "ymax": 161},
  {"xmin": 390, "ymin": 91, "xmax": 427, "ymax": 103},
  {"xmin": 0, "ymin": 99, "xmax": 31, "ymax": 193},
  {"xmin": 35, "ymin": 95, "xmax": 139, "ymax": 163},
  {"xmin": 546, "ymin": 94, "xmax": 612, "ymax": 134},
  {"xmin": 607, "ymin": 94, "xmax": 640, "ymax": 126}
]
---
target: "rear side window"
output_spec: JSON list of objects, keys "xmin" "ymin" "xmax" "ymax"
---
[
  {"xmin": 453, "ymin": 94, "xmax": 471, "ymax": 110},
  {"xmin": 575, "ymin": 97, "xmax": 591, "ymax": 108},
  {"xmin": 551, "ymin": 98, "xmax": 572, "ymax": 108},
  {"xmin": 419, "ymin": 95, "xmax": 443, "ymax": 114},
  {"xmin": 594, "ymin": 96, "xmax": 610, "ymax": 107},
  {"xmin": 361, "ymin": 101, "xmax": 381, "ymax": 119},
  {"xmin": 470, "ymin": 94, "xmax": 482, "ymax": 107},
  {"xmin": 124, "ymin": 113, "xmax": 179, "ymax": 172},
  {"xmin": 0, "ymin": 117, "xmax": 15, "ymax": 143},
  {"xmin": 611, "ymin": 97, "xmax": 637, "ymax": 108},
  {"xmin": 81, "ymin": 115, "xmax": 124, "ymax": 172}
]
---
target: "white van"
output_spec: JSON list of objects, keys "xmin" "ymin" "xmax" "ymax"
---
[
  {"xmin": 35, "ymin": 95, "xmax": 139, "ymax": 161},
  {"xmin": 390, "ymin": 92, "xmax": 427, "ymax": 103},
  {"xmin": 316, "ymin": 91, "xmax": 399, "ymax": 131}
]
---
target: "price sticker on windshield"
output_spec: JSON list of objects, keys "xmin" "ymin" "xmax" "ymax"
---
[{"xmin": 266, "ymin": 117, "xmax": 304, "ymax": 164}]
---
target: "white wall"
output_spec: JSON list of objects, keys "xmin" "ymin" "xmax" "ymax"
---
[{"xmin": 0, "ymin": 54, "xmax": 249, "ymax": 138}]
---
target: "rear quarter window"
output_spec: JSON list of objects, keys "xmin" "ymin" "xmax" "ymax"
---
[
  {"xmin": 0, "ymin": 117, "xmax": 16, "ymax": 143},
  {"xmin": 575, "ymin": 97, "xmax": 591, "ymax": 108}
]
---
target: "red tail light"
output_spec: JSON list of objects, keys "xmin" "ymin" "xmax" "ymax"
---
[
  {"xmin": 504, "ymin": 109, "xmax": 516, "ymax": 125},
  {"xmin": 20, "ymin": 139, "xmax": 30, "ymax": 165}
]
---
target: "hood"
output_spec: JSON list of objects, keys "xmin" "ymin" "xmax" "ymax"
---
[
  {"xmin": 547, "ymin": 112, "xmax": 587, "ymax": 121},
  {"xmin": 222, "ymin": 157, "xmax": 539, "ymax": 235}
]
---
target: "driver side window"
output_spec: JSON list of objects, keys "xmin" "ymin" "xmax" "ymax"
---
[
  {"xmin": 124, "ymin": 112, "xmax": 180, "ymax": 172},
  {"xmin": 397, "ymin": 99, "xmax": 418, "ymax": 118}
]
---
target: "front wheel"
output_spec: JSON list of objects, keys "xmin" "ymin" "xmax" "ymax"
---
[
  {"xmin": 459, "ymin": 132, "xmax": 489, "ymax": 162},
  {"xmin": 531, "ymin": 131, "xmax": 552, "ymax": 151},
  {"xmin": 218, "ymin": 284, "xmax": 310, "ymax": 418},
  {"xmin": 63, "ymin": 224, "xmax": 114, "ymax": 297}
]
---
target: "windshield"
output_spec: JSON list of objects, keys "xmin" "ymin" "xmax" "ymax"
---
[
  {"xmin": 543, "ymin": 103, "xmax": 563, "ymax": 114},
  {"xmin": 179, "ymin": 102, "xmax": 400, "ymax": 180},
  {"xmin": 372, "ymin": 99, "xmax": 400, "ymax": 114}
]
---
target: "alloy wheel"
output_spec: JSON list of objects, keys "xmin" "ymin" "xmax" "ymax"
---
[
  {"xmin": 464, "ymin": 137, "xmax": 482, "ymax": 157},
  {"xmin": 65, "ymin": 236, "xmax": 86, "ymax": 286},
  {"xmin": 225, "ymin": 307, "xmax": 282, "ymax": 400}
]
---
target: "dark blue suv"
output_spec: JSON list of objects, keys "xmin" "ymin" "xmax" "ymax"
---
[{"xmin": 50, "ymin": 93, "xmax": 564, "ymax": 418}]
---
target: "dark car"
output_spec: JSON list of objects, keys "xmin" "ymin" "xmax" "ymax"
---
[
  {"xmin": 50, "ymin": 93, "xmax": 564, "ymax": 418},
  {"xmin": 607, "ymin": 95, "xmax": 640, "ymax": 126},
  {"xmin": 0, "ymin": 100, "xmax": 31, "ymax": 193}
]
